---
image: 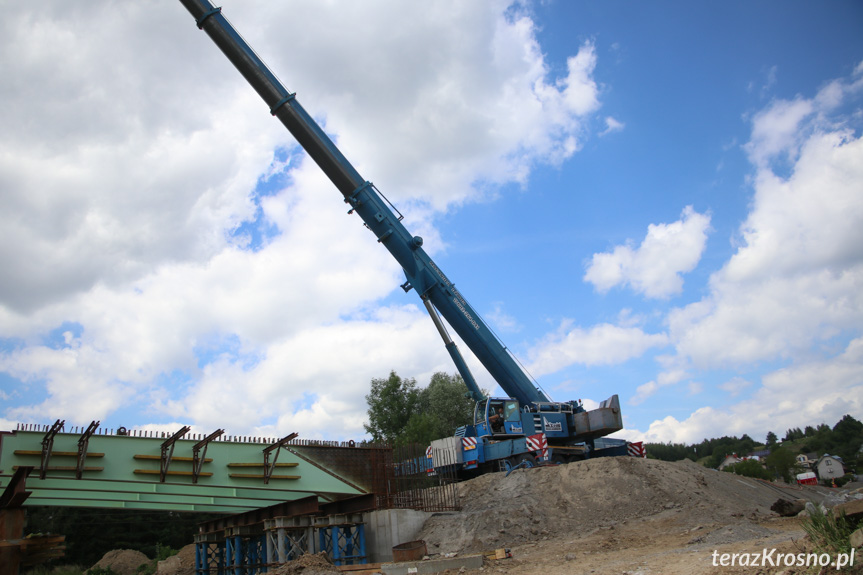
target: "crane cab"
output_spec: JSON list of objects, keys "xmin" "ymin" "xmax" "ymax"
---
[{"xmin": 474, "ymin": 398, "xmax": 523, "ymax": 437}]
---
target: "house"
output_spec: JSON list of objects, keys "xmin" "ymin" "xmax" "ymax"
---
[
  {"xmin": 796, "ymin": 452, "xmax": 819, "ymax": 469},
  {"xmin": 718, "ymin": 454, "xmax": 743, "ymax": 470},
  {"xmin": 750, "ymin": 449, "xmax": 771, "ymax": 460},
  {"xmin": 815, "ymin": 454, "xmax": 845, "ymax": 482}
]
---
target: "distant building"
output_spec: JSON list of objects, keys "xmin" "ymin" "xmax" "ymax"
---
[
  {"xmin": 796, "ymin": 452, "xmax": 818, "ymax": 469},
  {"xmin": 719, "ymin": 454, "xmax": 743, "ymax": 470},
  {"xmin": 815, "ymin": 455, "xmax": 845, "ymax": 482}
]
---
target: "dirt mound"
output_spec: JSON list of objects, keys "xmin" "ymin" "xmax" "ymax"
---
[
  {"xmin": 268, "ymin": 552, "xmax": 339, "ymax": 574},
  {"xmin": 88, "ymin": 549, "xmax": 151, "ymax": 575},
  {"xmin": 156, "ymin": 543, "xmax": 196, "ymax": 575},
  {"xmin": 419, "ymin": 456, "xmax": 791, "ymax": 554}
]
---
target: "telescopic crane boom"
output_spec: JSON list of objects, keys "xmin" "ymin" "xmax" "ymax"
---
[
  {"xmin": 178, "ymin": 2, "xmax": 623, "ymax": 453},
  {"xmin": 178, "ymin": 0, "xmax": 552, "ymax": 406}
]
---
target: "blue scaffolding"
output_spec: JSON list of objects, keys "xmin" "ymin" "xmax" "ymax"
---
[
  {"xmin": 316, "ymin": 513, "xmax": 367, "ymax": 566},
  {"xmin": 194, "ymin": 511, "xmax": 367, "ymax": 573}
]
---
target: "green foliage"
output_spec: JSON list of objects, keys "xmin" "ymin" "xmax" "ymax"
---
[
  {"xmin": 702, "ymin": 435, "xmax": 758, "ymax": 469},
  {"xmin": 765, "ymin": 446, "xmax": 799, "ymax": 482},
  {"xmin": 363, "ymin": 371, "xmax": 421, "ymax": 442},
  {"xmin": 783, "ymin": 427, "xmax": 805, "ymax": 442},
  {"xmin": 417, "ymin": 372, "xmax": 478, "ymax": 439},
  {"xmin": 835, "ymin": 473, "xmax": 856, "ymax": 488},
  {"xmin": 154, "ymin": 544, "xmax": 178, "ymax": 562},
  {"xmin": 661, "ymin": 415, "xmax": 863, "ymax": 473},
  {"xmin": 832, "ymin": 415, "xmax": 863, "ymax": 460},
  {"xmin": 24, "ymin": 508, "xmax": 215, "ymax": 567},
  {"xmin": 722, "ymin": 458, "xmax": 772, "ymax": 480},
  {"xmin": 364, "ymin": 371, "xmax": 484, "ymax": 445},
  {"xmin": 400, "ymin": 412, "xmax": 439, "ymax": 446},
  {"xmin": 643, "ymin": 442, "xmax": 695, "ymax": 462},
  {"xmin": 794, "ymin": 415, "xmax": 863, "ymax": 470},
  {"xmin": 801, "ymin": 506, "xmax": 856, "ymax": 556}
]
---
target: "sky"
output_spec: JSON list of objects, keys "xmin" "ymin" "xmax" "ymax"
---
[{"xmin": 1, "ymin": 1, "xmax": 862, "ymax": 447}]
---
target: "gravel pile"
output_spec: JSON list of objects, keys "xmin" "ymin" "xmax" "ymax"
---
[{"xmin": 419, "ymin": 456, "xmax": 799, "ymax": 554}]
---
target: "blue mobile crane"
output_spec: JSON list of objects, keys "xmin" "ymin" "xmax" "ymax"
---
[{"xmin": 179, "ymin": 1, "xmax": 626, "ymax": 474}]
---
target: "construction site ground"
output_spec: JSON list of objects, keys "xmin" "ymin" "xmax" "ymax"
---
[
  {"xmin": 415, "ymin": 457, "xmax": 858, "ymax": 575},
  {"xmin": 90, "ymin": 457, "xmax": 861, "ymax": 575}
]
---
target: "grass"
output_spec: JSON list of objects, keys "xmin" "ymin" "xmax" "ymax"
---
[{"xmin": 801, "ymin": 505, "xmax": 856, "ymax": 556}]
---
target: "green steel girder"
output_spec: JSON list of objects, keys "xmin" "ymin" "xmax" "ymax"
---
[{"xmin": 0, "ymin": 430, "xmax": 368, "ymax": 513}]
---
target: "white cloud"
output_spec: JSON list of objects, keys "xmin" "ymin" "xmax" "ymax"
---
[
  {"xmin": 599, "ymin": 116, "xmax": 625, "ymax": 136},
  {"xmin": 633, "ymin": 63, "xmax": 863, "ymax": 444},
  {"xmin": 0, "ymin": 1, "xmax": 606, "ymax": 439},
  {"xmin": 584, "ymin": 206, "xmax": 712, "ymax": 299},
  {"xmin": 744, "ymin": 97, "xmax": 814, "ymax": 168},
  {"xmin": 718, "ymin": 377, "xmax": 752, "ymax": 397},
  {"xmin": 486, "ymin": 302, "xmax": 522, "ymax": 334},
  {"xmin": 624, "ymin": 338, "xmax": 863, "ymax": 445},
  {"xmin": 527, "ymin": 321, "xmax": 668, "ymax": 377},
  {"xmin": 629, "ymin": 358, "xmax": 688, "ymax": 405},
  {"xmin": 669, "ymin": 131, "xmax": 863, "ymax": 370},
  {"xmin": 560, "ymin": 43, "xmax": 601, "ymax": 116}
]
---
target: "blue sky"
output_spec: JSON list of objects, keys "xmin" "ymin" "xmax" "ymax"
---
[{"xmin": 1, "ymin": 1, "xmax": 861, "ymax": 446}]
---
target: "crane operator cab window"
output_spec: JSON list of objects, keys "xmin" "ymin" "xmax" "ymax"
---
[{"xmin": 484, "ymin": 399, "xmax": 521, "ymax": 435}]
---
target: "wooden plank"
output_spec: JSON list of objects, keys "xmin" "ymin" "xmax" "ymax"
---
[
  {"xmin": 227, "ymin": 462, "xmax": 298, "ymax": 468},
  {"xmin": 228, "ymin": 473, "xmax": 300, "ymax": 480},
  {"xmin": 337, "ymin": 564, "xmax": 383, "ymax": 574},
  {"xmin": 133, "ymin": 454, "xmax": 212, "ymax": 462},
  {"xmin": 13, "ymin": 466, "xmax": 103, "ymax": 472},
  {"xmin": 133, "ymin": 469, "xmax": 213, "ymax": 477},
  {"xmin": 14, "ymin": 450, "xmax": 104, "ymax": 457}
]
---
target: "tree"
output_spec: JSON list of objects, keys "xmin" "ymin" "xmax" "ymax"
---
[
  {"xmin": 363, "ymin": 371, "xmax": 421, "ymax": 442},
  {"xmin": 364, "ymin": 371, "xmax": 483, "ymax": 445},
  {"xmin": 831, "ymin": 415, "xmax": 863, "ymax": 461},
  {"xmin": 766, "ymin": 431, "xmax": 778, "ymax": 450},
  {"xmin": 765, "ymin": 446, "xmax": 798, "ymax": 483},
  {"xmin": 401, "ymin": 412, "xmax": 439, "ymax": 446},
  {"xmin": 419, "ymin": 372, "xmax": 478, "ymax": 439},
  {"xmin": 644, "ymin": 442, "xmax": 697, "ymax": 462}
]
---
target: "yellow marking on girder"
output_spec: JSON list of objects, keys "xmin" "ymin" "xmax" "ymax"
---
[
  {"xmin": 228, "ymin": 473, "xmax": 300, "ymax": 480},
  {"xmin": 226, "ymin": 462, "xmax": 299, "ymax": 467},
  {"xmin": 13, "ymin": 465, "xmax": 103, "ymax": 472},
  {"xmin": 14, "ymin": 450, "xmax": 105, "ymax": 457},
  {"xmin": 133, "ymin": 454, "xmax": 212, "ymax": 462},
  {"xmin": 133, "ymin": 469, "xmax": 214, "ymax": 477}
]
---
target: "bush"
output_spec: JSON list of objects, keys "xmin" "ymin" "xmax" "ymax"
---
[
  {"xmin": 801, "ymin": 506, "xmax": 856, "ymax": 556},
  {"xmin": 835, "ymin": 473, "xmax": 855, "ymax": 488},
  {"xmin": 722, "ymin": 459, "xmax": 772, "ymax": 480}
]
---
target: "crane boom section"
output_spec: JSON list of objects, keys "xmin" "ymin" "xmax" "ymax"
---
[{"xmin": 179, "ymin": 0, "xmax": 551, "ymax": 406}]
